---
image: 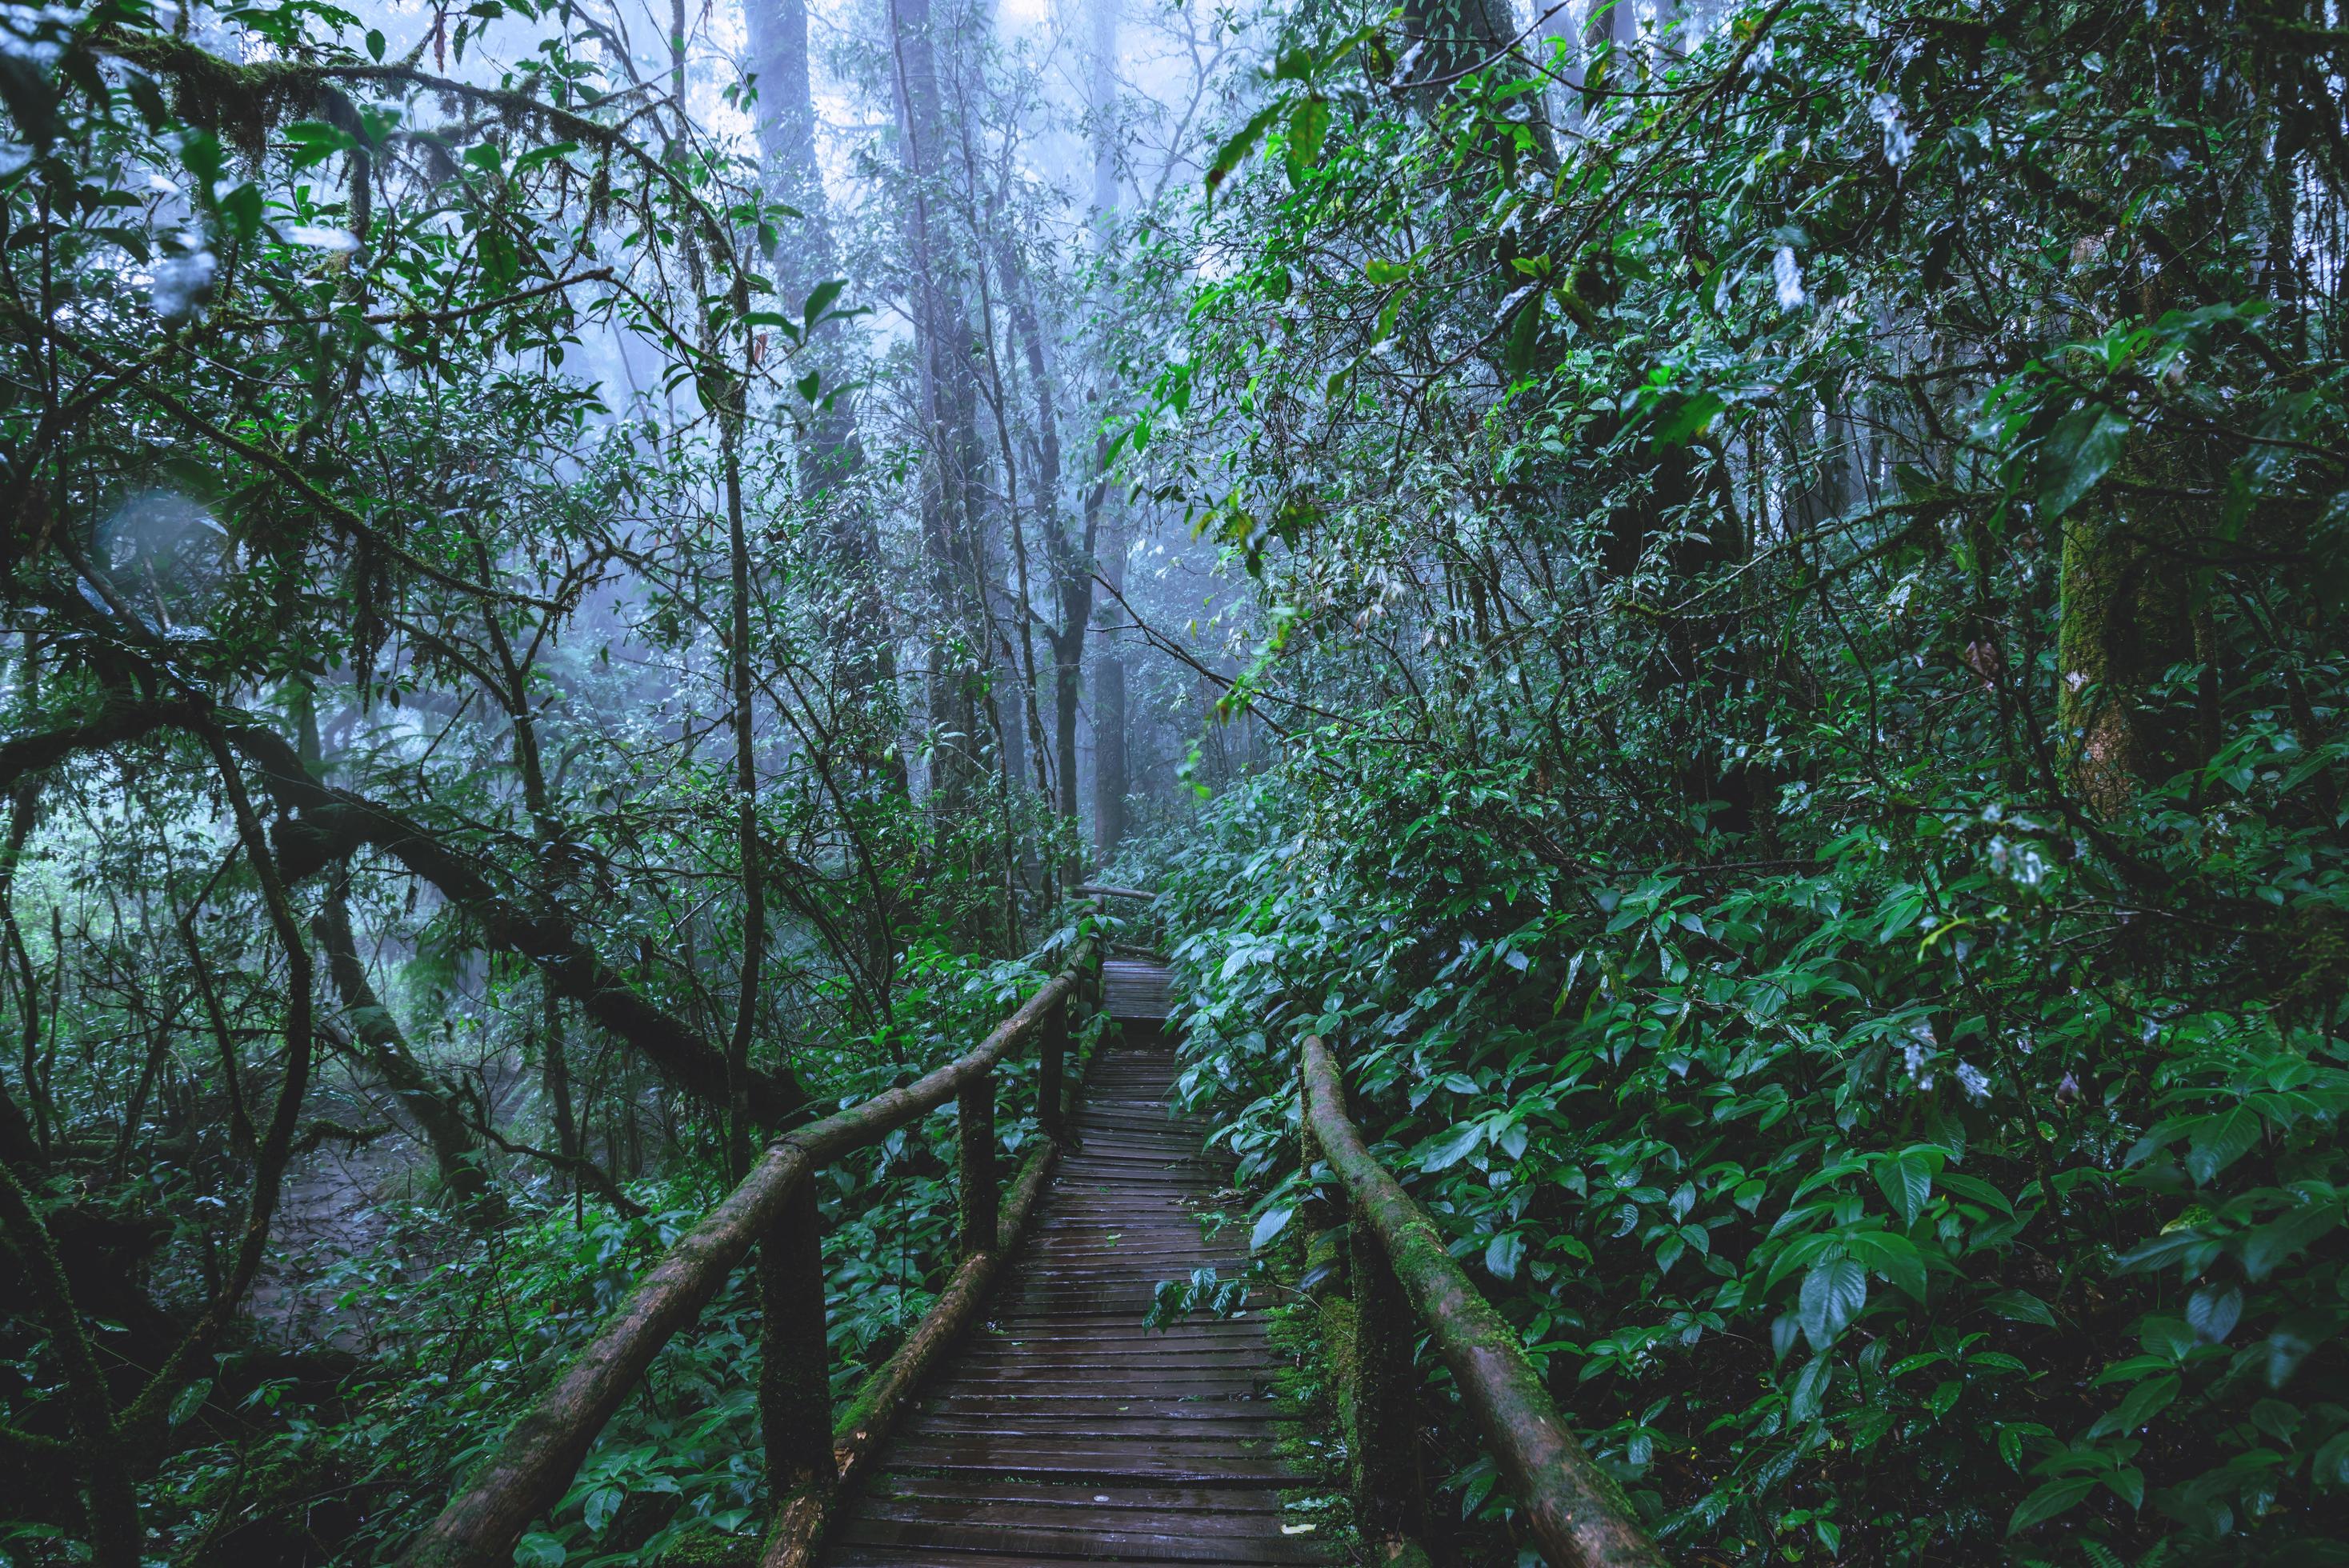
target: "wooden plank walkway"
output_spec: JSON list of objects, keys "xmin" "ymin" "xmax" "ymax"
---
[{"xmin": 822, "ymin": 962, "xmax": 1329, "ymax": 1566}]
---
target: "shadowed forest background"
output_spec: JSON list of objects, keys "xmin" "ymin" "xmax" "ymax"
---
[{"xmin": 2, "ymin": 0, "xmax": 2347, "ymax": 1562}]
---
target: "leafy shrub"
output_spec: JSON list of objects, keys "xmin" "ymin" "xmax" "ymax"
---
[{"xmin": 1151, "ymin": 746, "xmax": 2349, "ymax": 1565}]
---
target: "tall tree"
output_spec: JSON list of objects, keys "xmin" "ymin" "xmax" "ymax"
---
[
  {"xmin": 1087, "ymin": 0, "xmax": 1130, "ymax": 862},
  {"xmin": 887, "ymin": 0, "xmax": 995, "ymax": 842}
]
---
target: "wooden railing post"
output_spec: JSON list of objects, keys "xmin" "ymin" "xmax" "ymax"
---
[
  {"xmin": 958, "ymin": 1069, "xmax": 997, "ymax": 1258},
  {"xmin": 1038, "ymin": 992, "xmax": 1068, "ymax": 1145},
  {"xmin": 1348, "ymin": 1210, "xmax": 1428, "ymax": 1544},
  {"xmin": 759, "ymin": 1172, "xmax": 835, "ymax": 1498}
]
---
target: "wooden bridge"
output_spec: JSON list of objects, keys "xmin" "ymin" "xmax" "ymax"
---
[
  {"xmin": 822, "ymin": 958, "xmax": 1323, "ymax": 1566},
  {"xmin": 400, "ymin": 932, "xmax": 1661, "ymax": 1568}
]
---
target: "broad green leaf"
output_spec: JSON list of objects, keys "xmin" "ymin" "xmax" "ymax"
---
[
  {"xmin": 1284, "ymin": 96, "xmax": 1330, "ymax": 185},
  {"xmin": 1799, "ymin": 1258, "xmax": 1867, "ymax": 1349},
  {"xmin": 1984, "ymin": 1289, "xmax": 2057, "ymax": 1326},
  {"xmin": 1417, "ymin": 1121, "xmax": 1485, "ymax": 1173},
  {"xmin": 1205, "ymin": 102, "xmax": 1284, "ymax": 201},
  {"xmin": 1875, "ymin": 1154, "xmax": 1932, "ymax": 1227},
  {"xmin": 2007, "ymin": 1476, "xmax": 2096, "ymax": 1535},
  {"xmin": 2185, "ymin": 1282, "xmax": 2241, "ymax": 1343},
  {"xmin": 2242, "ymin": 1200, "xmax": 2340, "ymax": 1281},
  {"xmin": 1788, "ymin": 1354, "xmax": 1832, "ymax": 1422},
  {"xmin": 2038, "ymin": 404, "xmax": 2130, "ymax": 518},
  {"xmin": 514, "ymin": 1534, "xmax": 567, "ymax": 1568}
]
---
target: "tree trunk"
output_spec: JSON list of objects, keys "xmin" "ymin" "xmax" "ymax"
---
[
  {"xmin": 888, "ymin": 0, "xmax": 991, "ymax": 833},
  {"xmin": 745, "ymin": 0, "xmax": 898, "ymax": 770},
  {"xmin": 1090, "ymin": 514, "xmax": 1130, "ymax": 860},
  {"xmin": 1086, "ymin": 0, "xmax": 1130, "ymax": 863}
]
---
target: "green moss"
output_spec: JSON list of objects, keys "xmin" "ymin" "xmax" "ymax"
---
[
  {"xmin": 654, "ymin": 1534, "xmax": 758, "ymax": 1568},
  {"xmin": 1256, "ymin": 1278, "xmax": 1360, "ymax": 1561}
]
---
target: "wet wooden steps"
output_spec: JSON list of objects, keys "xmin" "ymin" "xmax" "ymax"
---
[{"xmin": 820, "ymin": 964, "xmax": 1330, "ymax": 1566}]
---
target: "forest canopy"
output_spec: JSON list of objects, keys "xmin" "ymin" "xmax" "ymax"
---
[{"xmin": 1, "ymin": 0, "xmax": 2346, "ymax": 1563}]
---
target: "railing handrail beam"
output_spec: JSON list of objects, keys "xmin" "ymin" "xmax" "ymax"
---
[
  {"xmin": 1301, "ymin": 1035, "xmax": 1667, "ymax": 1568},
  {"xmin": 402, "ymin": 963, "xmax": 1086, "ymax": 1568}
]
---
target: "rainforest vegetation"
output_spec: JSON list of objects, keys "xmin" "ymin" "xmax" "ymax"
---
[{"xmin": 1, "ymin": 0, "xmax": 2346, "ymax": 1562}]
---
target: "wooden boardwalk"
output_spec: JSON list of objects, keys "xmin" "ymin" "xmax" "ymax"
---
[{"xmin": 822, "ymin": 962, "xmax": 1328, "ymax": 1566}]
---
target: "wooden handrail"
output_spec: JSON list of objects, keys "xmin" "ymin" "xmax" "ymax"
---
[
  {"xmin": 1077, "ymin": 881, "xmax": 1156, "ymax": 900},
  {"xmin": 400, "ymin": 959, "xmax": 1092, "ymax": 1568},
  {"xmin": 1301, "ymin": 1035, "xmax": 1667, "ymax": 1568}
]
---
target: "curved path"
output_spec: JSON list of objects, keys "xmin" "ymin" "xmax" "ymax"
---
[{"xmin": 821, "ymin": 961, "xmax": 1329, "ymax": 1566}]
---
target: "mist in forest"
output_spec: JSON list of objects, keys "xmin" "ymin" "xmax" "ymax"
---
[{"xmin": 6, "ymin": 0, "xmax": 2348, "ymax": 1561}]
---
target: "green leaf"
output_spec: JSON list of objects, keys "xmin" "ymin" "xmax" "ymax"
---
[
  {"xmin": 1651, "ymin": 390, "xmax": 1726, "ymax": 450},
  {"xmin": 2185, "ymin": 1282, "xmax": 2241, "ymax": 1343},
  {"xmin": 2312, "ymin": 1431, "xmax": 2349, "ymax": 1488},
  {"xmin": 166, "ymin": 1378, "xmax": 212, "ymax": 1427},
  {"xmin": 366, "ymin": 27, "xmax": 386, "ymax": 60},
  {"xmin": 1205, "ymin": 102, "xmax": 1284, "ymax": 202},
  {"xmin": 2185, "ymin": 1106, "xmax": 2259, "ymax": 1184},
  {"xmin": 1984, "ymin": 1290, "xmax": 2057, "ymax": 1326},
  {"xmin": 1250, "ymin": 1205, "xmax": 1294, "ymax": 1251},
  {"xmin": 1283, "ymin": 96, "xmax": 1330, "ymax": 186},
  {"xmin": 2038, "ymin": 404, "xmax": 2130, "ymax": 518},
  {"xmin": 514, "ymin": 1533, "xmax": 566, "ymax": 1568},
  {"xmin": 1788, "ymin": 1354, "xmax": 1832, "ymax": 1422},
  {"xmin": 582, "ymin": 1485, "xmax": 622, "ymax": 1535},
  {"xmin": 802, "ymin": 278, "xmax": 848, "ymax": 326},
  {"xmin": 218, "ymin": 182, "xmax": 263, "ymax": 242},
  {"xmin": 2242, "ymin": 1199, "xmax": 2340, "ymax": 1281},
  {"xmin": 2088, "ymin": 1373, "xmax": 2179, "ymax": 1438},
  {"xmin": 0, "ymin": 46, "xmax": 63, "ymax": 147},
  {"xmin": 2007, "ymin": 1476, "xmax": 2096, "ymax": 1535},
  {"xmin": 1936, "ymin": 1171, "xmax": 2014, "ymax": 1216},
  {"xmin": 1503, "ymin": 294, "xmax": 1543, "ymax": 380},
  {"xmin": 1485, "ymin": 1231, "xmax": 1524, "ymax": 1281},
  {"xmin": 1847, "ymin": 1230, "xmax": 1927, "ymax": 1301},
  {"xmin": 1799, "ymin": 1258, "xmax": 1867, "ymax": 1350},
  {"xmin": 1875, "ymin": 1154, "xmax": 1932, "ymax": 1227},
  {"xmin": 1417, "ymin": 1120, "xmax": 1484, "ymax": 1173}
]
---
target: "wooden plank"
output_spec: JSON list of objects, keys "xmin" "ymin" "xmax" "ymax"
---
[
  {"xmin": 919, "ymin": 1398, "xmax": 1279, "ymax": 1422},
  {"xmin": 878, "ymin": 1440, "xmax": 1298, "ymax": 1483},
  {"xmin": 835, "ymin": 1515, "xmax": 1329, "ymax": 1564},
  {"xmin": 828, "ymin": 1551, "xmax": 1311, "ymax": 1568}
]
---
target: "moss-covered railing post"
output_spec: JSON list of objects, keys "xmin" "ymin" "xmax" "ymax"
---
[
  {"xmin": 957, "ymin": 1070, "xmax": 998, "ymax": 1259},
  {"xmin": 1348, "ymin": 1194, "xmax": 1429, "ymax": 1546},
  {"xmin": 758, "ymin": 1174, "xmax": 834, "ymax": 1501}
]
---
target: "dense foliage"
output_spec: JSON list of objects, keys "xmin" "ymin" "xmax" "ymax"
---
[
  {"xmin": 1126, "ymin": 0, "xmax": 2349, "ymax": 1562},
  {"xmin": 5, "ymin": 0, "xmax": 2347, "ymax": 1562}
]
